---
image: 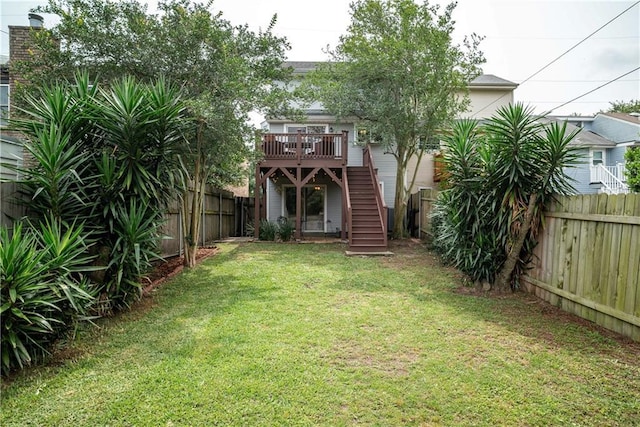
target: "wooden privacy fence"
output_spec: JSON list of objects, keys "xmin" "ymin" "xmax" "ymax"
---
[
  {"xmin": 418, "ymin": 188, "xmax": 438, "ymax": 241},
  {"xmin": 161, "ymin": 185, "xmax": 237, "ymax": 257},
  {"xmin": 1, "ymin": 181, "xmax": 238, "ymax": 257},
  {"xmin": 0, "ymin": 181, "xmax": 25, "ymax": 235},
  {"xmin": 523, "ymin": 193, "xmax": 640, "ymax": 341}
]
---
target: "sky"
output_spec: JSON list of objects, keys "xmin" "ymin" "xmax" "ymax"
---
[{"xmin": 1, "ymin": 0, "xmax": 639, "ymax": 117}]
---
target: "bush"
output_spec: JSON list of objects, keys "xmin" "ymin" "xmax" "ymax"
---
[
  {"xmin": 259, "ymin": 219, "xmax": 278, "ymax": 241},
  {"xmin": 277, "ymin": 216, "xmax": 295, "ymax": 242},
  {"xmin": 624, "ymin": 147, "xmax": 640, "ymax": 192},
  {"xmin": 0, "ymin": 221, "xmax": 96, "ymax": 375},
  {"xmin": 103, "ymin": 201, "xmax": 162, "ymax": 308}
]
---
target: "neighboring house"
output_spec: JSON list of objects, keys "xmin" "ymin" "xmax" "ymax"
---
[
  {"xmin": 550, "ymin": 112, "xmax": 639, "ymax": 194},
  {"xmin": 254, "ymin": 61, "xmax": 517, "ymax": 250}
]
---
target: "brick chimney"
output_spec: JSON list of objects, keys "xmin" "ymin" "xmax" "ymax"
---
[{"xmin": 8, "ymin": 14, "xmax": 45, "ymax": 102}]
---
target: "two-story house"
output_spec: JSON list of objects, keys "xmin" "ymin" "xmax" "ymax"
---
[
  {"xmin": 549, "ymin": 112, "xmax": 639, "ymax": 194},
  {"xmin": 254, "ymin": 61, "xmax": 517, "ymax": 250}
]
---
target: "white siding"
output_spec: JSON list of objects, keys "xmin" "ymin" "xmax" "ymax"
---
[
  {"xmin": 407, "ymin": 153, "xmax": 435, "ymax": 194},
  {"xmin": 369, "ymin": 144, "xmax": 397, "ymax": 207},
  {"xmin": 0, "ymin": 140, "xmax": 22, "ymax": 181},
  {"xmin": 463, "ymin": 88, "xmax": 514, "ymax": 119},
  {"xmin": 266, "ymin": 180, "xmax": 282, "ymax": 222},
  {"xmin": 326, "ymin": 184, "xmax": 342, "ymax": 234}
]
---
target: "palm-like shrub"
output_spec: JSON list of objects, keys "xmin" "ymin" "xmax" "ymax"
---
[
  {"xmin": 10, "ymin": 73, "xmax": 187, "ymax": 309},
  {"xmin": 0, "ymin": 220, "xmax": 96, "ymax": 375},
  {"xmin": 433, "ymin": 104, "xmax": 580, "ymax": 290}
]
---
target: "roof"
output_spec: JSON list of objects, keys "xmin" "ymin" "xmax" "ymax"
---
[
  {"xmin": 282, "ymin": 61, "xmax": 517, "ymax": 88},
  {"xmin": 283, "ymin": 61, "xmax": 323, "ymax": 75},
  {"xmin": 469, "ymin": 74, "xmax": 518, "ymax": 88},
  {"xmin": 540, "ymin": 118, "xmax": 615, "ymax": 147},
  {"xmin": 598, "ymin": 112, "xmax": 640, "ymax": 125}
]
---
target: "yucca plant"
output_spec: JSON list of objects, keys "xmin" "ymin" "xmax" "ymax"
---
[
  {"xmin": 434, "ymin": 104, "xmax": 580, "ymax": 291},
  {"xmin": 17, "ymin": 124, "xmax": 92, "ymax": 223},
  {"xmin": 259, "ymin": 219, "xmax": 278, "ymax": 241},
  {"xmin": 104, "ymin": 200, "xmax": 163, "ymax": 308},
  {"xmin": 277, "ymin": 216, "xmax": 295, "ymax": 242},
  {"xmin": 0, "ymin": 220, "xmax": 97, "ymax": 375}
]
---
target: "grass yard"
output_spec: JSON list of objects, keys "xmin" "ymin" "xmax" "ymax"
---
[{"xmin": 2, "ymin": 242, "xmax": 639, "ymax": 426}]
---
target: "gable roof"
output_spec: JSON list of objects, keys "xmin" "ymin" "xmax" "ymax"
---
[
  {"xmin": 598, "ymin": 112, "xmax": 640, "ymax": 125},
  {"xmin": 539, "ymin": 118, "xmax": 615, "ymax": 147},
  {"xmin": 283, "ymin": 61, "xmax": 517, "ymax": 88},
  {"xmin": 469, "ymin": 74, "xmax": 518, "ymax": 89}
]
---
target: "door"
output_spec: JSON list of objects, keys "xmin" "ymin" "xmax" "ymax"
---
[{"xmin": 283, "ymin": 186, "xmax": 325, "ymax": 232}]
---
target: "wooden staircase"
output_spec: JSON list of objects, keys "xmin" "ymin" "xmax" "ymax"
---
[{"xmin": 347, "ymin": 167, "xmax": 387, "ymax": 251}]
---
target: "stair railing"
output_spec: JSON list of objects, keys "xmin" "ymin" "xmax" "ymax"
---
[
  {"xmin": 591, "ymin": 164, "xmax": 629, "ymax": 194},
  {"xmin": 363, "ymin": 145, "xmax": 388, "ymax": 247},
  {"xmin": 344, "ymin": 171, "xmax": 352, "ymax": 247}
]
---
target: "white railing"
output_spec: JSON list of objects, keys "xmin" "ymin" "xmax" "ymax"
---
[{"xmin": 590, "ymin": 163, "xmax": 629, "ymax": 194}]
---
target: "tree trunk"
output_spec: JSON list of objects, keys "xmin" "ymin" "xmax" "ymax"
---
[
  {"xmin": 494, "ymin": 192, "xmax": 538, "ymax": 291},
  {"xmin": 392, "ymin": 164, "xmax": 407, "ymax": 238},
  {"xmin": 182, "ymin": 121, "xmax": 206, "ymax": 268}
]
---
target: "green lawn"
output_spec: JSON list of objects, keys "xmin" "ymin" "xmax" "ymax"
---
[{"xmin": 2, "ymin": 242, "xmax": 639, "ymax": 426}]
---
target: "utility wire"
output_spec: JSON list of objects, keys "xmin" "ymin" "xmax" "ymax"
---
[
  {"xmin": 472, "ymin": 0, "xmax": 640, "ymax": 118},
  {"xmin": 544, "ymin": 66, "xmax": 640, "ymax": 115}
]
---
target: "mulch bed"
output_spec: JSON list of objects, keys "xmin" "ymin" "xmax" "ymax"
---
[{"xmin": 141, "ymin": 246, "xmax": 219, "ymax": 296}]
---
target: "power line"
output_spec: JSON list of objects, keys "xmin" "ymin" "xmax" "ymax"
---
[
  {"xmin": 544, "ymin": 66, "xmax": 640, "ymax": 114},
  {"xmin": 472, "ymin": 0, "xmax": 640, "ymax": 118}
]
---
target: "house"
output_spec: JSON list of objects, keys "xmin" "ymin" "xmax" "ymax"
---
[
  {"xmin": 549, "ymin": 112, "xmax": 639, "ymax": 194},
  {"xmin": 254, "ymin": 62, "xmax": 517, "ymax": 250}
]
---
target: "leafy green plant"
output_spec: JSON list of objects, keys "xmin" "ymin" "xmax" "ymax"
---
[
  {"xmin": 16, "ymin": 124, "xmax": 91, "ymax": 223},
  {"xmin": 624, "ymin": 147, "xmax": 640, "ymax": 192},
  {"xmin": 277, "ymin": 216, "xmax": 295, "ymax": 242},
  {"xmin": 259, "ymin": 219, "xmax": 278, "ymax": 241},
  {"xmin": 0, "ymin": 220, "xmax": 96, "ymax": 375},
  {"xmin": 104, "ymin": 201, "xmax": 163, "ymax": 308},
  {"xmin": 433, "ymin": 104, "xmax": 579, "ymax": 290}
]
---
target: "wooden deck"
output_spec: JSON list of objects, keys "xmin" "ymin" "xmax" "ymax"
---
[{"xmin": 258, "ymin": 131, "xmax": 348, "ymax": 167}]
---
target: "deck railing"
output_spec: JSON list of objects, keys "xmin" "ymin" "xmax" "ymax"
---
[{"xmin": 260, "ymin": 131, "xmax": 348, "ymax": 164}]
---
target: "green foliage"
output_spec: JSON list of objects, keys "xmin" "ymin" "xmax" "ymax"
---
[
  {"xmin": 0, "ymin": 221, "xmax": 96, "ymax": 375},
  {"xmin": 432, "ymin": 104, "xmax": 580, "ymax": 288},
  {"xmin": 277, "ymin": 216, "xmax": 295, "ymax": 242},
  {"xmin": 624, "ymin": 147, "xmax": 640, "ymax": 192},
  {"xmin": 10, "ymin": 73, "xmax": 185, "ymax": 311},
  {"xmin": 305, "ymin": 0, "xmax": 485, "ymax": 237},
  {"xmin": 606, "ymin": 99, "xmax": 640, "ymax": 114},
  {"xmin": 259, "ymin": 219, "xmax": 278, "ymax": 241},
  {"xmin": 18, "ymin": 0, "xmax": 299, "ymax": 267},
  {"xmin": 104, "ymin": 201, "xmax": 162, "ymax": 307}
]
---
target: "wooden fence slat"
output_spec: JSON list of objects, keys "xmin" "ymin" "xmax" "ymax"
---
[{"xmin": 525, "ymin": 193, "xmax": 640, "ymax": 342}]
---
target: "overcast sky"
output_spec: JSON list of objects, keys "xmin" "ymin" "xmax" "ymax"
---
[{"xmin": 1, "ymin": 0, "xmax": 639, "ymax": 116}]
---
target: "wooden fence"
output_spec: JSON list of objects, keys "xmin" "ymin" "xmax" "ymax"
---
[
  {"xmin": 418, "ymin": 188, "xmax": 438, "ymax": 241},
  {"xmin": 0, "ymin": 181, "xmax": 24, "ymax": 234},
  {"xmin": 160, "ymin": 186, "xmax": 238, "ymax": 257},
  {"xmin": 0, "ymin": 181, "xmax": 241, "ymax": 258},
  {"xmin": 523, "ymin": 193, "xmax": 640, "ymax": 341}
]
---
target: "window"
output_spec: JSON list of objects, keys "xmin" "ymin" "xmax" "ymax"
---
[
  {"xmin": 356, "ymin": 126, "xmax": 383, "ymax": 144},
  {"xmin": 285, "ymin": 124, "xmax": 328, "ymax": 134},
  {"xmin": 590, "ymin": 149, "xmax": 605, "ymax": 167},
  {"xmin": 0, "ymin": 84, "xmax": 8, "ymax": 127}
]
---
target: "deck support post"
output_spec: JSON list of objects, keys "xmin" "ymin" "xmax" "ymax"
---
[{"xmin": 295, "ymin": 167, "xmax": 302, "ymax": 240}]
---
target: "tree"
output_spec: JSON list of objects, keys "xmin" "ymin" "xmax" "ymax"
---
[
  {"xmin": 606, "ymin": 99, "xmax": 640, "ymax": 114},
  {"xmin": 432, "ymin": 104, "xmax": 581, "ymax": 291},
  {"xmin": 22, "ymin": 0, "xmax": 295, "ymax": 266},
  {"xmin": 625, "ymin": 147, "xmax": 640, "ymax": 192},
  {"xmin": 305, "ymin": 0, "xmax": 484, "ymax": 237}
]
